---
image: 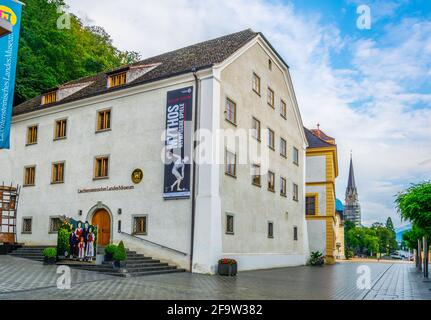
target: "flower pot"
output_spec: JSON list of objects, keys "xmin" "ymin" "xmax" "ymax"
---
[
  {"xmin": 218, "ymin": 263, "xmax": 237, "ymax": 276},
  {"xmin": 112, "ymin": 260, "xmax": 127, "ymax": 269},
  {"xmin": 105, "ymin": 252, "xmax": 114, "ymax": 261},
  {"xmin": 44, "ymin": 256, "xmax": 56, "ymax": 265}
]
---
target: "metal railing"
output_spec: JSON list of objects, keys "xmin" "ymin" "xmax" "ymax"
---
[{"xmin": 118, "ymin": 231, "xmax": 188, "ymax": 256}]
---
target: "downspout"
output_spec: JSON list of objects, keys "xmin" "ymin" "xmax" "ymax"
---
[{"xmin": 190, "ymin": 67, "xmax": 199, "ymax": 272}]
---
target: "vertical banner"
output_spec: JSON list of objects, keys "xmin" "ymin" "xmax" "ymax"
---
[
  {"xmin": 163, "ymin": 86, "xmax": 193, "ymax": 199},
  {"xmin": 0, "ymin": 0, "xmax": 22, "ymax": 149}
]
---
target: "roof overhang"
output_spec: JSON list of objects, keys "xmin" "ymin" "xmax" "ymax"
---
[{"xmin": 0, "ymin": 18, "xmax": 12, "ymax": 38}]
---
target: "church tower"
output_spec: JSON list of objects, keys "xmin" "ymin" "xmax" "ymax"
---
[{"xmin": 344, "ymin": 154, "xmax": 361, "ymax": 226}]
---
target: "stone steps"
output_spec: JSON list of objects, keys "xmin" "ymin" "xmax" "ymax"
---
[{"xmin": 9, "ymin": 245, "xmax": 186, "ymax": 277}]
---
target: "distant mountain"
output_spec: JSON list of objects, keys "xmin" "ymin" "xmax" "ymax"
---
[{"xmin": 395, "ymin": 224, "xmax": 412, "ymax": 242}]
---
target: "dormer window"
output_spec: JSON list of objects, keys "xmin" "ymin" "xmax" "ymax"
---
[
  {"xmin": 108, "ymin": 72, "xmax": 127, "ymax": 88},
  {"xmin": 42, "ymin": 91, "xmax": 57, "ymax": 105}
]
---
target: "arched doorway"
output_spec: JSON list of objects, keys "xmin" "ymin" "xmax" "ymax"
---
[{"xmin": 92, "ymin": 209, "xmax": 111, "ymax": 246}]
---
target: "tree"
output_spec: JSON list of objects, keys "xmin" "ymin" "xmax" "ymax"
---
[
  {"xmin": 14, "ymin": 0, "xmax": 140, "ymax": 105},
  {"xmin": 385, "ymin": 217, "xmax": 395, "ymax": 234},
  {"xmin": 396, "ymin": 181, "xmax": 431, "ymax": 277}
]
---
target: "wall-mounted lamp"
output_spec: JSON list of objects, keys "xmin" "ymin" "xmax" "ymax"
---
[
  {"xmin": 78, "ymin": 210, "xmax": 82, "ymax": 216},
  {"xmin": 118, "ymin": 208, "xmax": 122, "ymax": 215}
]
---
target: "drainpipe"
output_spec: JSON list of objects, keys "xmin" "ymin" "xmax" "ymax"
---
[{"xmin": 190, "ymin": 67, "xmax": 199, "ymax": 272}]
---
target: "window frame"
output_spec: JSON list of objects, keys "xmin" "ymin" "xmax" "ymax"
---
[
  {"xmin": 268, "ymin": 221, "xmax": 274, "ymax": 239},
  {"xmin": 21, "ymin": 217, "xmax": 32, "ymax": 234},
  {"xmin": 26, "ymin": 125, "xmax": 38, "ymax": 146},
  {"xmin": 280, "ymin": 99, "xmax": 287, "ymax": 119},
  {"xmin": 54, "ymin": 118, "xmax": 67, "ymax": 140},
  {"xmin": 306, "ymin": 193, "xmax": 319, "ymax": 216},
  {"xmin": 268, "ymin": 128, "xmax": 275, "ymax": 150},
  {"xmin": 280, "ymin": 137, "xmax": 287, "ymax": 158},
  {"xmin": 132, "ymin": 215, "xmax": 148, "ymax": 236},
  {"xmin": 225, "ymin": 97, "xmax": 237, "ymax": 125},
  {"xmin": 93, "ymin": 155, "xmax": 110, "ymax": 180},
  {"xmin": 96, "ymin": 108, "xmax": 112, "ymax": 133},
  {"xmin": 267, "ymin": 171, "xmax": 275, "ymax": 192},
  {"xmin": 252, "ymin": 72, "xmax": 261, "ymax": 95},
  {"xmin": 48, "ymin": 216, "xmax": 63, "ymax": 234},
  {"xmin": 51, "ymin": 161, "xmax": 65, "ymax": 184},
  {"xmin": 108, "ymin": 72, "xmax": 127, "ymax": 88},
  {"xmin": 23, "ymin": 165, "xmax": 36, "ymax": 187},
  {"xmin": 252, "ymin": 117, "xmax": 261, "ymax": 142},
  {"xmin": 294, "ymin": 226, "xmax": 298, "ymax": 241},
  {"xmin": 42, "ymin": 91, "xmax": 57, "ymax": 105},
  {"xmin": 225, "ymin": 149, "xmax": 237, "ymax": 178},
  {"xmin": 293, "ymin": 183, "xmax": 299, "ymax": 202},
  {"xmin": 280, "ymin": 177, "xmax": 287, "ymax": 197},
  {"xmin": 267, "ymin": 87, "xmax": 275, "ymax": 108},
  {"xmin": 293, "ymin": 147, "xmax": 299, "ymax": 166},
  {"xmin": 225, "ymin": 213, "xmax": 234, "ymax": 235},
  {"xmin": 251, "ymin": 163, "xmax": 261, "ymax": 187}
]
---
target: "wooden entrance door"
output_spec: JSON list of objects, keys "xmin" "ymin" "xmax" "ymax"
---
[{"xmin": 92, "ymin": 209, "xmax": 111, "ymax": 246}]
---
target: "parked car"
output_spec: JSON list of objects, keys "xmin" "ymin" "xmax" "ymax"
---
[{"xmin": 390, "ymin": 253, "xmax": 403, "ymax": 259}]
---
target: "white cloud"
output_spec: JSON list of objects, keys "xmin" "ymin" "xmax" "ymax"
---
[{"xmin": 64, "ymin": 0, "xmax": 431, "ymax": 227}]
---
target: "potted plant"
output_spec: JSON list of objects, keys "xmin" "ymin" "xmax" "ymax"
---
[
  {"xmin": 43, "ymin": 247, "xmax": 57, "ymax": 265},
  {"xmin": 104, "ymin": 244, "xmax": 117, "ymax": 261},
  {"xmin": 113, "ymin": 241, "xmax": 127, "ymax": 270},
  {"xmin": 308, "ymin": 251, "xmax": 325, "ymax": 266},
  {"xmin": 218, "ymin": 258, "xmax": 237, "ymax": 276}
]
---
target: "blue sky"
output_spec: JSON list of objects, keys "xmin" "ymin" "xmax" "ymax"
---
[{"xmin": 65, "ymin": 0, "xmax": 431, "ymax": 227}]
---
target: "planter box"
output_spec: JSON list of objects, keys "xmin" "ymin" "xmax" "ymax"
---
[
  {"xmin": 105, "ymin": 253, "xmax": 114, "ymax": 261},
  {"xmin": 218, "ymin": 263, "xmax": 237, "ymax": 276},
  {"xmin": 44, "ymin": 256, "xmax": 56, "ymax": 265},
  {"xmin": 112, "ymin": 260, "xmax": 127, "ymax": 270}
]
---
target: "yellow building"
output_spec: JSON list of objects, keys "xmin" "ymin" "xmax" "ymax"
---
[{"xmin": 304, "ymin": 126, "xmax": 344, "ymax": 264}]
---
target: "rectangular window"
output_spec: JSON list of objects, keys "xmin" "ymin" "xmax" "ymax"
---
[
  {"xmin": 22, "ymin": 217, "xmax": 32, "ymax": 234},
  {"xmin": 108, "ymin": 72, "xmax": 127, "ymax": 88},
  {"xmin": 268, "ymin": 222, "xmax": 274, "ymax": 238},
  {"xmin": 54, "ymin": 119, "xmax": 67, "ymax": 140},
  {"xmin": 268, "ymin": 128, "xmax": 275, "ymax": 150},
  {"xmin": 268, "ymin": 171, "xmax": 275, "ymax": 192},
  {"xmin": 94, "ymin": 156, "xmax": 109, "ymax": 179},
  {"xmin": 294, "ymin": 226, "xmax": 298, "ymax": 241},
  {"xmin": 226, "ymin": 214, "xmax": 234, "ymax": 234},
  {"xmin": 280, "ymin": 138, "xmax": 287, "ymax": 158},
  {"xmin": 42, "ymin": 91, "xmax": 57, "ymax": 105},
  {"xmin": 49, "ymin": 217, "xmax": 62, "ymax": 233},
  {"xmin": 293, "ymin": 183, "xmax": 299, "ymax": 201},
  {"xmin": 97, "ymin": 109, "xmax": 111, "ymax": 131},
  {"xmin": 252, "ymin": 117, "xmax": 261, "ymax": 141},
  {"xmin": 225, "ymin": 149, "xmax": 236, "ymax": 177},
  {"xmin": 51, "ymin": 162, "xmax": 65, "ymax": 184},
  {"xmin": 24, "ymin": 166, "xmax": 36, "ymax": 186},
  {"xmin": 251, "ymin": 164, "xmax": 261, "ymax": 186},
  {"xmin": 306, "ymin": 195, "xmax": 317, "ymax": 215},
  {"xmin": 26, "ymin": 125, "xmax": 38, "ymax": 145},
  {"xmin": 267, "ymin": 87, "xmax": 274, "ymax": 108},
  {"xmin": 280, "ymin": 177, "xmax": 287, "ymax": 197},
  {"xmin": 225, "ymin": 98, "xmax": 237, "ymax": 124},
  {"xmin": 280, "ymin": 99, "xmax": 287, "ymax": 119},
  {"xmin": 132, "ymin": 216, "xmax": 147, "ymax": 235},
  {"xmin": 293, "ymin": 147, "xmax": 299, "ymax": 165},
  {"xmin": 252, "ymin": 72, "xmax": 261, "ymax": 95}
]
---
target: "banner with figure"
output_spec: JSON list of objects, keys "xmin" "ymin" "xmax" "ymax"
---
[
  {"xmin": 0, "ymin": 0, "xmax": 22, "ymax": 149},
  {"xmin": 163, "ymin": 87, "xmax": 193, "ymax": 199}
]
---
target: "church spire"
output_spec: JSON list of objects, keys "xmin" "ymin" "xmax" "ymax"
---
[{"xmin": 347, "ymin": 152, "xmax": 356, "ymax": 191}]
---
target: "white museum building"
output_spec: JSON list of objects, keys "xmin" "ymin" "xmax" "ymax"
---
[{"xmin": 0, "ymin": 29, "xmax": 310, "ymax": 273}]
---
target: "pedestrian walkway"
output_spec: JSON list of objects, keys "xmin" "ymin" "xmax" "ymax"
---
[{"xmin": 0, "ymin": 255, "xmax": 430, "ymax": 300}]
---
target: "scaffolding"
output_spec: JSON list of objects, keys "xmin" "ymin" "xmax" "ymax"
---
[{"xmin": 0, "ymin": 183, "xmax": 20, "ymax": 244}]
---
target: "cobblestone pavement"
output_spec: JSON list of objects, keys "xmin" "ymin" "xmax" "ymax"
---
[{"xmin": 0, "ymin": 256, "xmax": 430, "ymax": 300}]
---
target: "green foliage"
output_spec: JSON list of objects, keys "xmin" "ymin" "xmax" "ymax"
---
[
  {"xmin": 371, "ymin": 222, "xmax": 397, "ymax": 255},
  {"xmin": 104, "ymin": 244, "xmax": 117, "ymax": 255},
  {"xmin": 309, "ymin": 251, "xmax": 324, "ymax": 266},
  {"xmin": 395, "ymin": 181, "xmax": 431, "ymax": 236},
  {"xmin": 113, "ymin": 241, "xmax": 127, "ymax": 262},
  {"xmin": 14, "ymin": 0, "xmax": 140, "ymax": 105},
  {"xmin": 57, "ymin": 227, "xmax": 70, "ymax": 256},
  {"xmin": 43, "ymin": 247, "xmax": 57, "ymax": 258},
  {"xmin": 402, "ymin": 225, "xmax": 424, "ymax": 250}
]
